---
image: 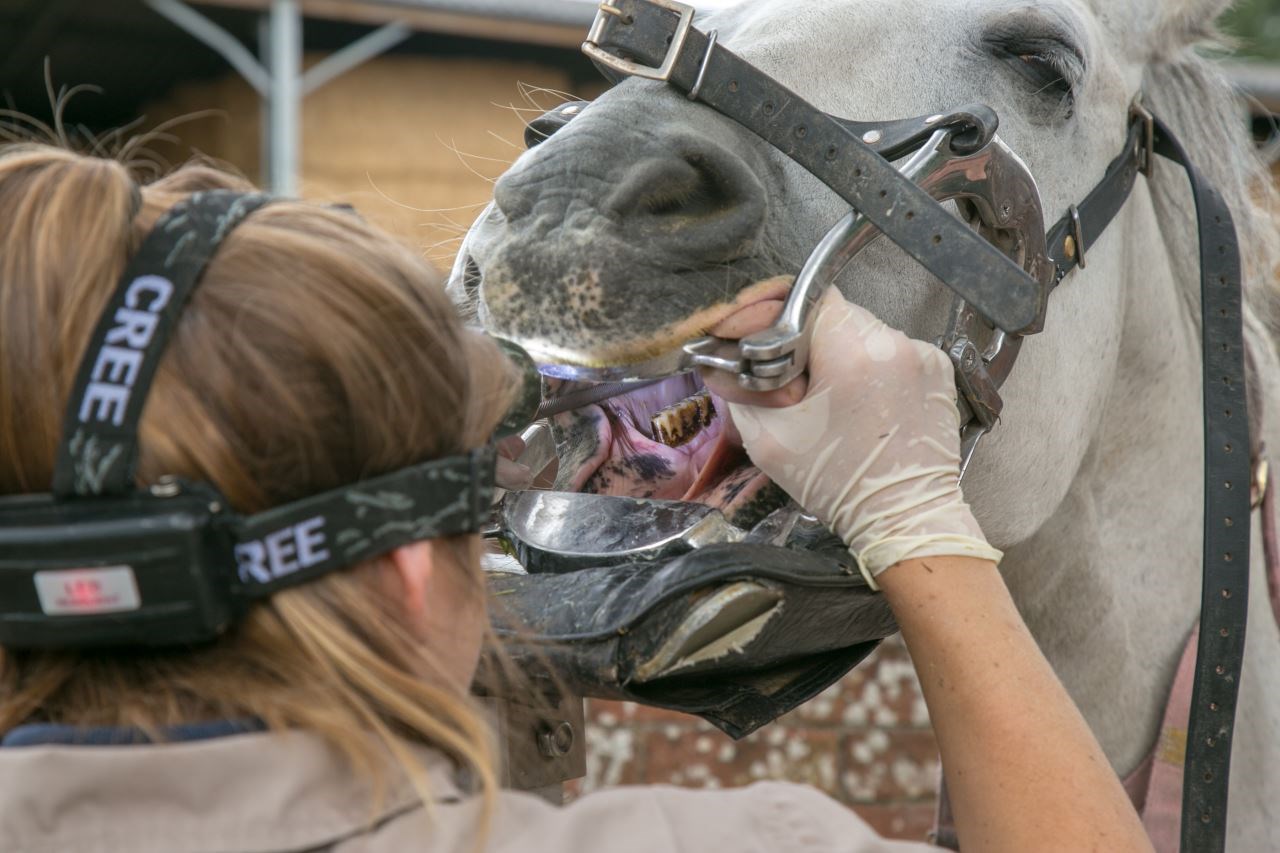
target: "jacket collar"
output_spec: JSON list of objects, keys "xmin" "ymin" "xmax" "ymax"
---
[{"xmin": 0, "ymin": 728, "xmax": 465, "ymax": 853}]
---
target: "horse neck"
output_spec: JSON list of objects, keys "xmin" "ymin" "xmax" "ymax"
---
[{"xmin": 1000, "ymin": 178, "xmax": 1206, "ymax": 775}]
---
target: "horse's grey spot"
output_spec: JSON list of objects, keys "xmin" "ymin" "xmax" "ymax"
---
[
  {"xmin": 725, "ymin": 481, "xmax": 789, "ymax": 530},
  {"xmin": 583, "ymin": 454, "xmax": 676, "ymax": 496}
]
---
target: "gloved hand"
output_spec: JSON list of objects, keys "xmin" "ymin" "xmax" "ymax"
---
[{"xmin": 708, "ymin": 288, "xmax": 1002, "ymax": 589}]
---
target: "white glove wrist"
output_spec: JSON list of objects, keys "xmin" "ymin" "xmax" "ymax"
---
[{"xmin": 726, "ymin": 289, "xmax": 1002, "ymax": 589}]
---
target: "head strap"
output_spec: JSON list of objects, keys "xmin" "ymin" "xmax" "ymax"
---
[
  {"xmin": 232, "ymin": 446, "xmax": 496, "ymax": 598},
  {"xmin": 52, "ymin": 190, "xmax": 272, "ymax": 498}
]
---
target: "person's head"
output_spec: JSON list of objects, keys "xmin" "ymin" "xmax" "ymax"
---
[{"xmin": 0, "ymin": 144, "xmax": 518, "ymax": 807}]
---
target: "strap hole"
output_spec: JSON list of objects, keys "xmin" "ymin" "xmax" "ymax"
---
[
  {"xmin": 1224, "ymin": 517, "xmax": 1233, "ymax": 527},
  {"xmin": 1223, "ymin": 552, "xmax": 1232, "ymax": 562},
  {"xmin": 1202, "ymin": 812, "xmax": 1213, "ymax": 824},
  {"xmin": 1204, "ymin": 771, "xmax": 1214, "ymax": 782},
  {"xmin": 1224, "ymin": 481, "xmax": 1232, "ymax": 490},
  {"xmin": 1224, "ymin": 408, "xmax": 1232, "ymax": 418},
  {"xmin": 763, "ymin": 101, "xmax": 776, "ymax": 116},
  {"xmin": 932, "ymin": 235, "xmax": 942, "ymax": 245},
  {"xmin": 1220, "ymin": 308, "xmax": 1228, "ymax": 317},
  {"xmin": 1222, "ymin": 343, "xmax": 1230, "ymax": 353},
  {"xmin": 795, "ymin": 125, "xmax": 808, "ymax": 139},
  {"xmin": 879, "ymin": 190, "xmax": 888, "ymax": 199},
  {"xmin": 729, "ymin": 81, "xmax": 739, "ymax": 93},
  {"xmin": 1224, "ymin": 443, "xmax": 1232, "ymax": 453},
  {"xmin": 853, "ymin": 167, "xmax": 863, "ymax": 177},
  {"xmin": 1216, "ymin": 664, "xmax": 1227, "ymax": 675},
  {"xmin": 1222, "ymin": 587, "xmax": 1232, "ymax": 599},
  {"xmin": 906, "ymin": 211, "xmax": 915, "ymax": 221},
  {"xmin": 1220, "ymin": 627, "xmax": 1229, "ymax": 637},
  {"xmin": 1210, "ymin": 702, "xmax": 1220, "ymax": 711},
  {"xmin": 1207, "ymin": 736, "xmax": 1217, "ymax": 747},
  {"xmin": 825, "ymin": 146, "xmax": 837, "ymax": 161}
]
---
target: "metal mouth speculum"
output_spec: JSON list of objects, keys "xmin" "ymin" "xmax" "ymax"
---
[{"xmin": 523, "ymin": 119, "xmax": 1052, "ymax": 475}]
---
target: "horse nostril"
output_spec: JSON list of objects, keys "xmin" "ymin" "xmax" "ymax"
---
[
  {"xmin": 462, "ymin": 256, "xmax": 482, "ymax": 299},
  {"xmin": 608, "ymin": 153, "xmax": 741, "ymax": 223}
]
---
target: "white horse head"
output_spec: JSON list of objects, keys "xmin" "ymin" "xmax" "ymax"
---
[{"xmin": 455, "ymin": 0, "xmax": 1280, "ymax": 844}]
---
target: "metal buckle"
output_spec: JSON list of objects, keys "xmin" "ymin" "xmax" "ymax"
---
[
  {"xmin": 582, "ymin": 0, "xmax": 696, "ymax": 83},
  {"xmin": 1130, "ymin": 94, "xmax": 1155, "ymax": 178}
]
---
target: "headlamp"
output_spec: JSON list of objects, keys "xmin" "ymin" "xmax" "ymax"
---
[{"xmin": 0, "ymin": 190, "xmax": 496, "ymax": 649}]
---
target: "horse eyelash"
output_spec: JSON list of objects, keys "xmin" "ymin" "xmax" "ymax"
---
[{"xmin": 981, "ymin": 17, "xmax": 1086, "ymax": 104}]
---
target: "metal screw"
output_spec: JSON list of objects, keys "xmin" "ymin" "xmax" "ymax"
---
[
  {"xmin": 150, "ymin": 476, "xmax": 181, "ymax": 498},
  {"xmin": 537, "ymin": 721, "xmax": 575, "ymax": 758}
]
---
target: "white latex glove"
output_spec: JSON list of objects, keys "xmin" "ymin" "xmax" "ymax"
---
[{"xmin": 724, "ymin": 289, "xmax": 1002, "ymax": 589}]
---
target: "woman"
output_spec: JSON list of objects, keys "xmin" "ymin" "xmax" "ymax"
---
[{"xmin": 0, "ymin": 145, "xmax": 1152, "ymax": 852}]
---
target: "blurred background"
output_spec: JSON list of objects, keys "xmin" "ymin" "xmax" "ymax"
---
[{"xmin": 1, "ymin": 0, "xmax": 1276, "ymax": 842}]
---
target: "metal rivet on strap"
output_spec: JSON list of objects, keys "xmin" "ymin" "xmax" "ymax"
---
[
  {"xmin": 1069, "ymin": 205, "xmax": 1087, "ymax": 269},
  {"xmin": 862, "ymin": 129, "xmax": 882, "ymax": 145}
]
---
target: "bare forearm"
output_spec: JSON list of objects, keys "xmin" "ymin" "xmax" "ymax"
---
[{"xmin": 878, "ymin": 557, "xmax": 1152, "ymax": 853}]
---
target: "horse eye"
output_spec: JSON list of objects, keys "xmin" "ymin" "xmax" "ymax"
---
[
  {"xmin": 982, "ymin": 17, "xmax": 1085, "ymax": 113},
  {"xmin": 1016, "ymin": 52, "xmax": 1075, "ymax": 98}
]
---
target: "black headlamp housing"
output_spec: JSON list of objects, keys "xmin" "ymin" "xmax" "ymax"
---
[{"xmin": 0, "ymin": 482, "xmax": 238, "ymax": 649}]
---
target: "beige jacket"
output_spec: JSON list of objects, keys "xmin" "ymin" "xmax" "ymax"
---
[{"xmin": 0, "ymin": 729, "xmax": 935, "ymax": 853}]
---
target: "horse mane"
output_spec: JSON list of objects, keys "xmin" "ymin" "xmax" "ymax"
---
[{"xmin": 1143, "ymin": 53, "xmax": 1280, "ymax": 337}]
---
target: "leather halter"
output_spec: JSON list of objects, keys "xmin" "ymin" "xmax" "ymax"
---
[{"xmin": 579, "ymin": 1, "xmax": 1251, "ymax": 850}]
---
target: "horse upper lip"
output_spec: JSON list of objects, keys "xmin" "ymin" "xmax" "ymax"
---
[{"xmin": 521, "ymin": 274, "xmax": 799, "ymax": 374}]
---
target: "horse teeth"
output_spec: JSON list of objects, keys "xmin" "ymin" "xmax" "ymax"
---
[{"xmin": 651, "ymin": 392, "xmax": 717, "ymax": 448}]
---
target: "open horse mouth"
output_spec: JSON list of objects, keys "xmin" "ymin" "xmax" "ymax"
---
[{"xmin": 545, "ymin": 277, "xmax": 793, "ymax": 530}]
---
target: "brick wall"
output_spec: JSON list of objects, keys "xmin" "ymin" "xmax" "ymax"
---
[{"xmin": 567, "ymin": 635, "xmax": 941, "ymax": 843}]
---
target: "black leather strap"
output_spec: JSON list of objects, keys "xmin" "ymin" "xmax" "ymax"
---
[
  {"xmin": 589, "ymin": 0, "xmax": 1046, "ymax": 335},
  {"xmin": 233, "ymin": 447, "xmax": 496, "ymax": 598},
  {"xmin": 1053, "ymin": 111, "xmax": 1249, "ymax": 853},
  {"xmin": 1147, "ymin": 115, "xmax": 1250, "ymax": 853},
  {"xmin": 51, "ymin": 191, "xmax": 272, "ymax": 498},
  {"xmin": 1058, "ymin": 111, "xmax": 1250, "ymax": 852},
  {"xmin": 1045, "ymin": 119, "xmax": 1145, "ymax": 286}
]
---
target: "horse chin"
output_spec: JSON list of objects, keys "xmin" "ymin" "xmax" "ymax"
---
[{"xmin": 548, "ymin": 372, "xmax": 787, "ymax": 529}]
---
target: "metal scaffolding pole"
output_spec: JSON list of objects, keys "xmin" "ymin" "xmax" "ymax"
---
[
  {"xmin": 267, "ymin": 0, "xmax": 301, "ymax": 196},
  {"xmin": 145, "ymin": 0, "xmax": 411, "ymax": 195}
]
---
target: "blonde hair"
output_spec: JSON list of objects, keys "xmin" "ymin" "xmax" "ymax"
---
[{"xmin": 0, "ymin": 144, "xmax": 517, "ymax": 826}]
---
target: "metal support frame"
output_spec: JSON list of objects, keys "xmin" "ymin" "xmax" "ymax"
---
[{"xmin": 145, "ymin": 0, "xmax": 410, "ymax": 194}]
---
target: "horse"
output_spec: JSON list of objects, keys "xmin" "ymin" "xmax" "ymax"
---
[{"xmin": 452, "ymin": 0, "xmax": 1280, "ymax": 846}]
